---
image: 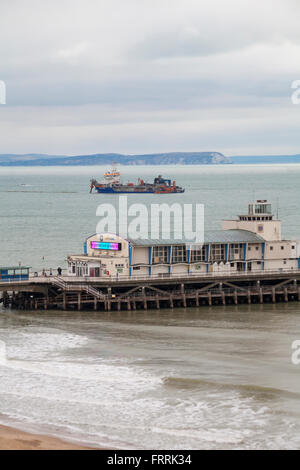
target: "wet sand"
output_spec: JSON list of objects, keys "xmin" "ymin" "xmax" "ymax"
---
[{"xmin": 0, "ymin": 424, "xmax": 93, "ymax": 450}]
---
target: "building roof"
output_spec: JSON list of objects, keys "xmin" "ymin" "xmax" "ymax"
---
[
  {"xmin": 204, "ymin": 230, "xmax": 264, "ymax": 243},
  {"xmin": 129, "ymin": 230, "xmax": 264, "ymax": 246},
  {"xmin": 0, "ymin": 266, "xmax": 31, "ymax": 270}
]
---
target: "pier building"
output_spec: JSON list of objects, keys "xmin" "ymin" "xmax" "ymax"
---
[
  {"xmin": 67, "ymin": 200, "xmax": 300, "ymax": 279},
  {"xmin": 0, "ymin": 266, "xmax": 30, "ymax": 281},
  {"xmin": 2, "ymin": 200, "xmax": 300, "ymax": 312}
]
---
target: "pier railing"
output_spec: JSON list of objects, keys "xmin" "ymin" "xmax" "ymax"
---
[
  {"xmin": 17, "ymin": 267, "xmax": 300, "ymax": 282},
  {"xmin": 1, "ymin": 267, "xmax": 300, "ymax": 286},
  {"xmin": 50, "ymin": 276, "xmax": 106, "ymax": 299},
  {"xmin": 61, "ymin": 267, "xmax": 300, "ymax": 283}
]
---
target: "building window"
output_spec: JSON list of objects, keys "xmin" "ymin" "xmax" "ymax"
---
[
  {"xmin": 191, "ymin": 245, "xmax": 206, "ymax": 262},
  {"xmin": 172, "ymin": 245, "xmax": 187, "ymax": 263},
  {"xmin": 229, "ymin": 243, "xmax": 243, "ymax": 260},
  {"xmin": 258, "ymin": 225, "xmax": 263, "ymax": 232},
  {"xmin": 133, "ymin": 266, "xmax": 140, "ymax": 270},
  {"xmin": 248, "ymin": 247, "xmax": 251, "ymax": 251},
  {"xmin": 255, "ymin": 203, "xmax": 272, "ymax": 214},
  {"xmin": 256, "ymin": 246, "xmax": 259, "ymax": 251},
  {"xmin": 270, "ymin": 246, "xmax": 273, "ymax": 251},
  {"xmin": 210, "ymin": 244, "xmax": 225, "ymax": 262},
  {"xmin": 152, "ymin": 246, "xmax": 168, "ymax": 264},
  {"xmin": 281, "ymin": 246, "xmax": 284, "ymax": 250},
  {"xmin": 292, "ymin": 245, "xmax": 295, "ymax": 249}
]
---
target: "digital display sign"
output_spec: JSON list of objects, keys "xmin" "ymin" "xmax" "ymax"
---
[{"xmin": 91, "ymin": 241, "xmax": 121, "ymax": 251}]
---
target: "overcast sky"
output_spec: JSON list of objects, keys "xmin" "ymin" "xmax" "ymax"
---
[{"xmin": 0, "ymin": 0, "xmax": 300, "ymax": 156}]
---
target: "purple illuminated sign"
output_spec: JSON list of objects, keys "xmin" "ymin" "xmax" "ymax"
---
[{"xmin": 91, "ymin": 241, "xmax": 121, "ymax": 251}]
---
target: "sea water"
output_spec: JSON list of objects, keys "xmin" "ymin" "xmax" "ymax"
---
[{"xmin": 0, "ymin": 164, "xmax": 300, "ymax": 449}]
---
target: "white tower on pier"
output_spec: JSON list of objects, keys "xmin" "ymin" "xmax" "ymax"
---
[{"xmin": 222, "ymin": 200, "xmax": 282, "ymax": 241}]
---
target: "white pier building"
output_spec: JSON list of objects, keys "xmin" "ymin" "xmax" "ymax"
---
[{"xmin": 67, "ymin": 200, "xmax": 300, "ymax": 278}]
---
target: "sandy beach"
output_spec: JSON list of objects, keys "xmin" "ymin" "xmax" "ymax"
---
[{"xmin": 0, "ymin": 424, "xmax": 93, "ymax": 450}]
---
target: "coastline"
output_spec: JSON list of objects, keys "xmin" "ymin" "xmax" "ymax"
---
[{"xmin": 0, "ymin": 424, "xmax": 94, "ymax": 450}]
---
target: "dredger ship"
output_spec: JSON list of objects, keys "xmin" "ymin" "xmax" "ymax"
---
[{"xmin": 90, "ymin": 166, "xmax": 185, "ymax": 194}]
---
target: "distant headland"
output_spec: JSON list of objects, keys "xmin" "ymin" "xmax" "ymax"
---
[
  {"xmin": 0, "ymin": 152, "xmax": 230, "ymax": 166},
  {"xmin": 0, "ymin": 152, "xmax": 300, "ymax": 166}
]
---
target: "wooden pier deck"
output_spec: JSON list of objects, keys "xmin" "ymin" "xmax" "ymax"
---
[{"xmin": 1, "ymin": 270, "xmax": 300, "ymax": 311}]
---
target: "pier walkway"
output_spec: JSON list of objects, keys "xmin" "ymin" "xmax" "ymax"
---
[{"xmin": 1, "ymin": 269, "xmax": 300, "ymax": 311}]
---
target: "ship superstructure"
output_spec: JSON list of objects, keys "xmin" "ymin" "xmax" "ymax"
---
[{"xmin": 90, "ymin": 168, "xmax": 184, "ymax": 194}]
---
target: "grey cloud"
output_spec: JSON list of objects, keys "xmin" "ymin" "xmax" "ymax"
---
[
  {"xmin": 131, "ymin": 29, "xmax": 257, "ymax": 60},
  {"xmin": 3, "ymin": 71, "xmax": 294, "ymax": 108},
  {"xmin": 131, "ymin": 23, "xmax": 300, "ymax": 62},
  {"xmin": 0, "ymin": 0, "xmax": 300, "ymax": 155}
]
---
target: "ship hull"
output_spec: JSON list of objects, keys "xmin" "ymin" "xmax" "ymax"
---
[
  {"xmin": 94, "ymin": 186, "xmax": 184, "ymax": 194},
  {"xmin": 90, "ymin": 171, "xmax": 185, "ymax": 194}
]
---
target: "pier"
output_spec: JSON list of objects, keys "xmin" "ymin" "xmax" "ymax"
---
[
  {"xmin": 1, "ymin": 199, "xmax": 300, "ymax": 312},
  {"xmin": 1, "ymin": 269, "xmax": 300, "ymax": 311}
]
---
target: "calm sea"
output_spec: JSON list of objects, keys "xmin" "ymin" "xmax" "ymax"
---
[{"xmin": 0, "ymin": 164, "xmax": 300, "ymax": 449}]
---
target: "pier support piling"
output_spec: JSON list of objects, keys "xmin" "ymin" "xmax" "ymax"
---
[
  {"xmin": 259, "ymin": 288, "xmax": 263, "ymax": 304},
  {"xmin": 2, "ymin": 269, "xmax": 300, "ymax": 312},
  {"xmin": 63, "ymin": 292, "xmax": 67, "ymax": 310}
]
